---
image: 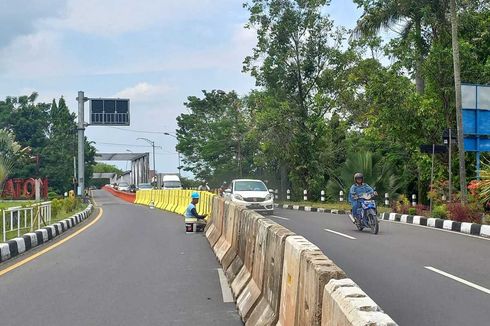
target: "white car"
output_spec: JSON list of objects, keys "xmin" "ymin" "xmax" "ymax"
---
[
  {"xmin": 117, "ymin": 182, "xmax": 130, "ymax": 192},
  {"xmin": 225, "ymin": 179, "xmax": 274, "ymax": 214}
]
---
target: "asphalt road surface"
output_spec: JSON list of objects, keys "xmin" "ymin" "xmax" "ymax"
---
[
  {"xmin": 0, "ymin": 190, "xmax": 241, "ymax": 326},
  {"xmin": 268, "ymin": 208, "xmax": 490, "ymax": 326}
]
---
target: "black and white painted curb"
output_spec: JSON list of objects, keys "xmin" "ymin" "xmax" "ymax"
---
[
  {"xmin": 379, "ymin": 212, "xmax": 490, "ymax": 238},
  {"xmin": 274, "ymin": 203, "xmax": 347, "ymax": 215},
  {"xmin": 0, "ymin": 204, "xmax": 94, "ymax": 263},
  {"xmin": 274, "ymin": 203, "xmax": 490, "ymax": 239}
]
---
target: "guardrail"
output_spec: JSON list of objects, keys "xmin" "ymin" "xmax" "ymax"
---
[{"xmin": 2, "ymin": 201, "xmax": 52, "ymax": 242}]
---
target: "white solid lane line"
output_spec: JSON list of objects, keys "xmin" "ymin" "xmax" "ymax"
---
[
  {"xmin": 324, "ymin": 228, "xmax": 357, "ymax": 240},
  {"xmin": 425, "ymin": 266, "xmax": 490, "ymax": 295},
  {"xmin": 217, "ymin": 268, "xmax": 234, "ymax": 302},
  {"xmin": 270, "ymin": 215, "xmax": 290, "ymax": 220}
]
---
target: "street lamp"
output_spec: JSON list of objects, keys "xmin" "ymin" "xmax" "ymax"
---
[
  {"xmin": 136, "ymin": 138, "xmax": 160, "ymax": 183},
  {"xmin": 163, "ymin": 132, "xmax": 182, "ymax": 177}
]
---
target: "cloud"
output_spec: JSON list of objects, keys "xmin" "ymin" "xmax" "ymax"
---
[
  {"xmin": 0, "ymin": 0, "xmax": 66, "ymax": 44},
  {"xmin": 0, "ymin": 30, "xmax": 76, "ymax": 78},
  {"xmin": 43, "ymin": 0, "xmax": 227, "ymax": 37},
  {"xmin": 114, "ymin": 82, "xmax": 175, "ymax": 101}
]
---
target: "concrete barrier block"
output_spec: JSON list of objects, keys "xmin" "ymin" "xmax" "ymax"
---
[
  {"xmin": 213, "ymin": 202, "xmax": 231, "ymax": 257},
  {"xmin": 246, "ymin": 224, "xmax": 294, "ymax": 326},
  {"xmin": 231, "ymin": 211, "xmax": 264, "ymax": 299},
  {"xmin": 211, "ymin": 200, "xmax": 229, "ymax": 255},
  {"xmin": 237, "ymin": 218, "xmax": 277, "ymax": 321},
  {"xmin": 13, "ymin": 237, "xmax": 26, "ymax": 255},
  {"xmin": 206, "ymin": 197, "xmax": 224, "ymax": 247},
  {"xmin": 322, "ymin": 279, "xmax": 397, "ymax": 326},
  {"xmin": 443, "ymin": 220, "xmax": 453, "ymax": 230},
  {"xmin": 226, "ymin": 209, "xmax": 254, "ymax": 283},
  {"xmin": 296, "ymin": 251, "xmax": 347, "ymax": 325},
  {"xmin": 216, "ymin": 203, "xmax": 239, "ymax": 263},
  {"xmin": 221, "ymin": 204, "xmax": 243, "ymax": 271},
  {"xmin": 0, "ymin": 243, "xmax": 11, "ymax": 262},
  {"xmin": 277, "ymin": 236, "xmax": 319, "ymax": 326},
  {"xmin": 461, "ymin": 222, "xmax": 472, "ymax": 234},
  {"xmin": 480, "ymin": 225, "xmax": 490, "ymax": 238}
]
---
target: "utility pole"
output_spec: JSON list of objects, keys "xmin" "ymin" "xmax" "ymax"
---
[
  {"xmin": 450, "ymin": 0, "xmax": 467, "ymax": 204},
  {"xmin": 77, "ymin": 91, "xmax": 88, "ymax": 199}
]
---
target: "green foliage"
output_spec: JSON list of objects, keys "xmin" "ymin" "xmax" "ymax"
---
[
  {"xmin": 176, "ymin": 90, "xmax": 258, "ymax": 185},
  {"xmin": 51, "ymin": 198, "xmax": 63, "ymax": 218},
  {"xmin": 408, "ymin": 207, "xmax": 417, "ymax": 216},
  {"xmin": 0, "ymin": 94, "xmax": 96, "ymax": 194},
  {"xmin": 326, "ymin": 151, "xmax": 401, "ymax": 200},
  {"xmin": 172, "ymin": 2, "xmax": 490, "ymax": 209},
  {"xmin": 432, "ymin": 205, "xmax": 448, "ymax": 219},
  {"xmin": 0, "ymin": 129, "xmax": 25, "ymax": 186},
  {"xmin": 63, "ymin": 196, "xmax": 78, "ymax": 213},
  {"xmin": 93, "ymin": 163, "xmax": 123, "ymax": 174}
]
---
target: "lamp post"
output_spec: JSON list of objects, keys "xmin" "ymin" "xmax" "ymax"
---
[
  {"xmin": 136, "ymin": 138, "xmax": 159, "ymax": 184},
  {"xmin": 163, "ymin": 132, "xmax": 182, "ymax": 178}
]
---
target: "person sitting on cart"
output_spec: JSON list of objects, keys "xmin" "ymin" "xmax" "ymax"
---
[
  {"xmin": 185, "ymin": 192, "xmax": 208, "ymax": 222},
  {"xmin": 348, "ymin": 173, "xmax": 375, "ymax": 217}
]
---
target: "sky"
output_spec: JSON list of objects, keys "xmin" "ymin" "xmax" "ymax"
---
[{"xmin": 0, "ymin": 0, "xmax": 362, "ymax": 175}]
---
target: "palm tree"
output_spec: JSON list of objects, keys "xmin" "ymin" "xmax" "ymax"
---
[
  {"xmin": 353, "ymin": 0, "xmax": 434, "ymax": 94},
  {"xmin": 0, "ymin": 129, "xmax": 24, "ymax": 188},
  {"xmin": 326, "ymin": 151, "xmax": 402, "ymax": 201}
]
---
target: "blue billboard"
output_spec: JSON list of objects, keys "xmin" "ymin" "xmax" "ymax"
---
[{"xmin": 462, "ymin": 84, "xmax": 490, "ymax": 178}]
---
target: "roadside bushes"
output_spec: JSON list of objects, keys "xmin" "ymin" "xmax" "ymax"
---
[
  {"xmin": 432, "ymin": 205, "xmax": 447, "ymax": 219},
  {"xmin": 51, "ymin": 197, "xmax": 82, "ymax": 220},
  {"xmin": 51, "ymin": 198, "xmax": 63, "ymax": 218},
  {"xmin": 446, "ymin": 202, "xmax": 482, "ymax": 223}
]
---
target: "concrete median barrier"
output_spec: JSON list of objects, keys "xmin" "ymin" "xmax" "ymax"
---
[
  {"xmin": 236, "ymin": 218, "xmax": 278, "ymax": 321},
  {"xmin": 321, "ymin": 278, "xmax": 397, "ymax": 326},
  {"xmin": 246, "ymin": 223, "xmax": 294, "ymax": 326},
  {"xmin": 277, "ymin": 236, "xmax": 321, "ymax": 326},
  {"xmin": 205, "ymin": 196, "xmax": 224, "ymax": 247},
  {"xmin": 131, "ymin": 188, "xmax": 398, "ymax": 325},
  {"xmin": 220, "ymin": 204, "xmax": 243, "ymax": 271},
  {"xmin": 296, "ymin": 251, "xmax": 347, "ymax": 325},
  {"xmin": 230, "ymin": 211, "xmax": 265, "ymax": 298},
  {"xmin": 225, "ymin": 209, "xmax": 254, "ymax": 282},
  {"xmin": 213, "ymin": 202, "xmax": 233, "ymax": 259}
]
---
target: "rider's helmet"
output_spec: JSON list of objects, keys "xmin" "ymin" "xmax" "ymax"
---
[
  {"xmin": 191, "ymin": 192, "xmax": 200, "ymax": 199},
  {"xmin": 354, "ymin": 173, "xmax": 364, "ymax": 182}
]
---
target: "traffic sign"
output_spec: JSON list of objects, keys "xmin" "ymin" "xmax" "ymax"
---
[{"xmin": 89, "ymin": 98, "xmax": 130, "ymax": 126}]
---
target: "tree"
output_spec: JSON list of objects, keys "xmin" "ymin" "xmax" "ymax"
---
[
  {"xmin": 0, "ymin": 93, "xmax": 97, "ymax": 194},
  {"xmin": 41, "ymin": 97, "xmax": 78, "ymax": 194},
  {"xmin": 176, "ymin": 90, "xmax": 257, "ymax": 185},
  {"xmin": 450, "ymin": 0, "xmax": 467, "ymax": 204},
  {"xmin": 243, "ymin": 0, "xmax": 345, "ymax": 194},
  {"xmin": 93, "ymin": 162, "xmax": 123, "ymax": 175},
  {"xmin": 0, "ymin": 129, "xmax": 26, "ymax": 187},
  {"xmin": 353, "ymin": 0, "xmax": 439, "ymax": 94}
]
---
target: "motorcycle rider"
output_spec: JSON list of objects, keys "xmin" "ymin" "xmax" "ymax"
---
[{"xmin": 349, "ymin": 173, "xmax": 375, "ymax": 218}]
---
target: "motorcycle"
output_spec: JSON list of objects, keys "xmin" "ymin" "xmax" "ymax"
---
[{"xmin": 348, "ymin": 192, "xmax": 379, "ymax": 234}]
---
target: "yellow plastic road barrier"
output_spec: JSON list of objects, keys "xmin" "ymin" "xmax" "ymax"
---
[{"xmin": 133, "ymin": 189, "xmax": 215, "ymax": 222}]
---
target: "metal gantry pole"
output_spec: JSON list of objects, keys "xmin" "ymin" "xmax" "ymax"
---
[{"xmin": 77, "ymin": 91, "xmax": 87, "ymax": 198}]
